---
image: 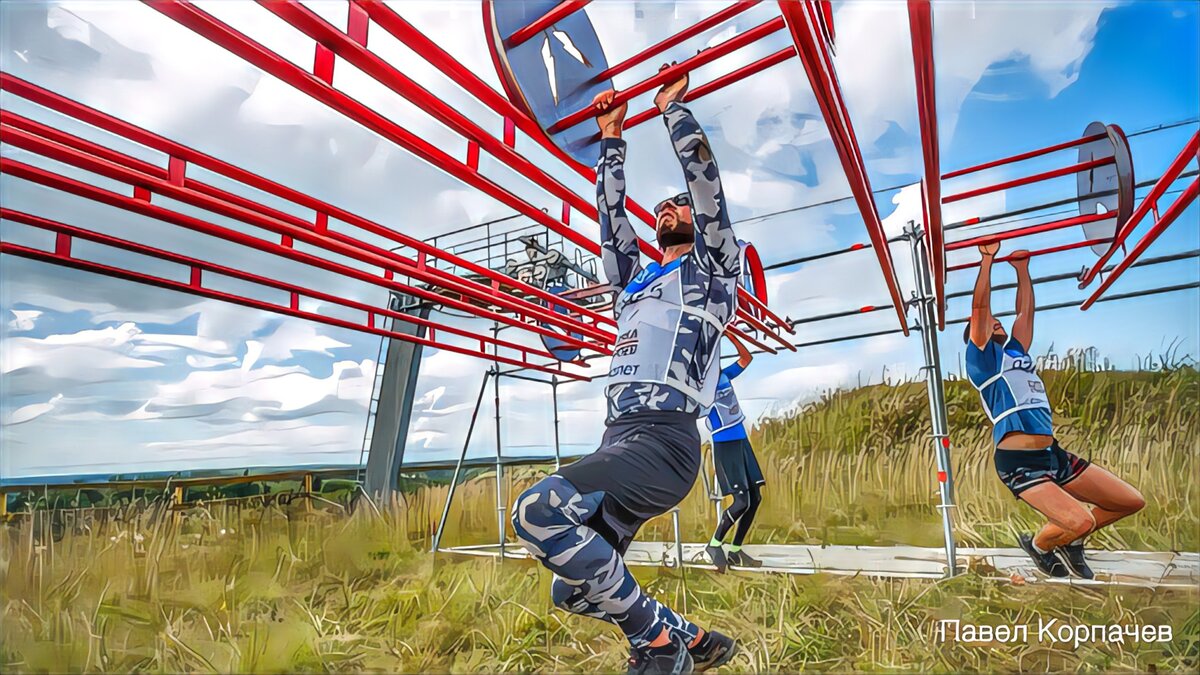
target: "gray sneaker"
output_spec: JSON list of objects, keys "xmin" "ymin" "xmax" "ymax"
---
[{"xmin": 705, "ymin": 544, "xmax": 728, "ymax": 573}]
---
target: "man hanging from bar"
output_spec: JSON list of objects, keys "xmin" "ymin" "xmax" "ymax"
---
[
  {"xmin": 965, "ymin": 241, "xmax": 1145, "ymax": 579},
  {"xmin": 703, "ymin": 331, "xmax": 765, "ymax": 573},
  {"xmin": 512, "ymin": 65, "xmax": 739, "ymax": 675}
]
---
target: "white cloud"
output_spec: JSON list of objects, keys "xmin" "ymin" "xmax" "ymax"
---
[
  {"xmin": 6, "ymin": 309, "xmax": 42, "ymax": 332},
  {"xmin": 4, "ymin": 394, "xmax": 63, "ymax": 426}
]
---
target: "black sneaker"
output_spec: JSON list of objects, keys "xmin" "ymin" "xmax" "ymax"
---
[
  {"xmin": 1060, "ymin": 543, "xmax": 1095, "ymax": 579},
  {"xmin": 689, "ymin": 630, "xmax": 737, "ymax": 672},
  {"xmin": 1017, "ymin": 533, "xmax": 1069, "ymax": 578},
  {"xmin": 705, "ymin": 544, "xmax": 728, "ymax": 573},
  {"xmin": 727, "ymin": 550, "xmax": 762, "ymax": 568},
  {"xmin": 627, "ymin": 634, "xmax": 694, "ymax": 675}
]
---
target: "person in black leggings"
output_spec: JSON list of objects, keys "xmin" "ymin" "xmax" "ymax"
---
[{"xmin": 703, "ymin": 332, "xmax": 765, "ymax": 572}]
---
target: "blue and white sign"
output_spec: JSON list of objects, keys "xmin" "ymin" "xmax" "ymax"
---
[{"xmin": 484, "ymin": 0, "xmax": 614, "ymax": 166}]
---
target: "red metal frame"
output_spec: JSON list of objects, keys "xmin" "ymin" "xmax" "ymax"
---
[
  {"xmin": 619, "ymin": 47, "xmax": 796, "ymax": 131},
  {"xmin": 943, "ymin": 156, "xmax": 1114, "ymax": 204},
  {"xmin": 0, "ymin": 74, "xmax": 615, "ymax": 335},
  {"xmin": 778, "ymin": 0, "xmax": 909, "ymax": 334},
  {"xmin": 546, "ymin": 15, "xmax": 787, "ymax": 134},
  {"xmin": 944, "ymin": 211, "xmax": 1110, "ymax": 251},
  {"xmin": 365, "ymin": 0, "xmax": 795, "ymax": 340},
  {"xmin": 1080, "ymin": 177, "xmax": 1199, "ymax": 310},
  {"xmin": 1079, "ymin": 130, "xmax": 1200, "ymax": 288},
  {"xmin": 0, "ymin": 208, "xmax": 585, "ymax": 377},
  {"xmin": 504, "ymin": 1, "xmax": 591, "ymax": 48},
  {"xmin": 594, "ymin": 2, "xmax": 761, "ymax": 83},
  {"xmin": 946, "ymin": 237, "xmax": 1113, "ymax": 272},
  {"xmin": 0, "ymin": 135, "xmax": 611, "ymax": 356},
  {"xmin": 907, "ymin": 0, "xmax": 945, "ymax": 329},
  {"xmin": 942, "ymin": 132, "xmax": 1108, "ymax": 180}
]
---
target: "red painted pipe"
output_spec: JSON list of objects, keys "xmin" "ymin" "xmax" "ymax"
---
[
  {"xmin": 946, "ymin": 237, "xmax": 1114, "ymax": 272},
  {"xmin": 943, "ymin": 156, "xmax": 1114, "ymax": 204},
  {"xmin": 1080, "ymin": 130, "xmax": 1200, "ymax": 288},
  {"xmin": 1081, "ymin": 177, "xmax": 1199, "ymax": 310},
  {"xmin": 546, "ymin": 16, "xmax": 786, "ymax": 134},
  {"xmin": 942, "ymin": 132, "xmax": 1108, "ymax": 180},
  {"xmin": 594, "ymin": 2, "xmax": 761, "ymax": 83},
  {"xmin": 0, "ymin": 72, "xmax": 613, "ymax": 331},
  {"xmin": 907, "ymin": 0, "xmax": 945, "ymax": 328},
  {"xmin": 505, "ymin": 0, "xmax": 590, "ymax": 48},
  {"xmin": 0, "ymin": 208, "xmax": 577, "ymax": 368},
  {"xmin": 945, "ymin": 211, "xmax": 1111, "ymax": 251}
]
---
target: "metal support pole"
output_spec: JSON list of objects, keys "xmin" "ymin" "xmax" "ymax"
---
[
  {"xmin": 905, "ymin": 222, "xmax": 959, "ymax": 577},
  {"xmin": 493, "ymin": 324, "xmax": 506, "ymax": 558},
  {"xmin": 431, "ymin": 371, "xmax": 492, "ymax": 553},
  {"xmin": 671, "ymin": 508, "xmax": 684, "ymax": 570},
  {"xmin": 551, "ymin": 376, "xmax": 562, "ymax": 471}
]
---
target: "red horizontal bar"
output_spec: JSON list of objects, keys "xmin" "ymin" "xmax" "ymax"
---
[
  {"xmin": 546, "ymin": 16, "xmax": 786, "ymax": 134},
  {"xmin": 505, "ymin": 0, "xmax": 590, "ymax": 49},
  {"xmin": 778, "ymin": 0, "xmax": 908, "ymax": 335},
  {"xmin": 944, "ymin": 156, "xmax": 1114, "ymax": 204},
  {"xmin": 0, "ymin": 242, "xmax": 586, "ymax": 380},
  {"xmin": 0, "ymin": 72, "xmax": 613, "ymax": 333},
  {"xmin": 0, "ymin": 152, "xmax": 612, "ymax": 357},
  {"xmin": 0, "ymin": 208, "xmax": 574, "ymax": 367},
  {"xmin": 942, "ymin": 132, "xmax": 1108, "ymax": 180},
  {"xmin": 594, "ymin": 2, "xmax": 761, "ymax": 82},
  {"xmin": 359, "ymin": 0, "xmax": 794, "ymax": 339},
  {"xmin": 944, "ymin": 211, "xmax": 1110, "ymax": 251},
  {"xmin": 621, "ymin": 46, "xmax": 796, "ymax": 131},
  {"xmin": 1080, "ymin": 130, "xmax": 1200, "ymax": 288},
  {"xmin": 1081, "ymin": 177, "xmax": 1199, "ymax": 310},
  {"xmin": 946, "ymin": 237, "xmax": 1113, "ymax": 272}
]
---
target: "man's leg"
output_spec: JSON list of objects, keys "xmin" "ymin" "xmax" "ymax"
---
[
  {"xmin": 710, "ymin": 491, "xmax": 749, "ymax": 545},
  {"xmin": 1018, "ymin": 482, "xmax": 1097, "ymax": 551},
  {"xmin": 552, "ymin": 577, "xmax": 701, "ymax": 644},
  {"xmin": 730, "ymin": 484, "xmax": 761, "ymax": 548},
  {"xmin": 512, "ymin": 475, "xmax": 697, "ymax": 649}
]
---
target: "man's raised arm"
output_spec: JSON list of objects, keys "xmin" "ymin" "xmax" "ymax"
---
[
  {"xmin": 970, "ymin": 242, "xmax": 999, "ymax": 348},
  {"xmin": 656, "ymin": 72, "xmax": 740, "ymax": 278},
  {"xmin": 1009, "ymin": 250, "xmax": 1034, "ymax": 347},
  {"xmin": 592, "ymin": 91, "xmax": 642, "ymax": 291}
]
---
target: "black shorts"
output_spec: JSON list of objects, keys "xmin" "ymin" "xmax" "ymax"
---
[
  {"xmin": 713, "ymin": 438, "xmax": 765, "ymax": 496},
  {"xmin": 994, "ymin": 439, "xmax": 1090, "ymax": 498}
]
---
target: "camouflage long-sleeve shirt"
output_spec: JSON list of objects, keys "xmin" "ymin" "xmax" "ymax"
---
[{"xmin": 598, "ymin": 102, "xmax": 740, "ymax": 423}]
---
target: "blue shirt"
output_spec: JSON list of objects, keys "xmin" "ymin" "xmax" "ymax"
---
[
  {"xmin": 965, "ymin": 337, "xmax": 1054, "ymax": 446},
  {"xmin": 707, "ymin": 363, "xmax": 747, "ymax": 442}
]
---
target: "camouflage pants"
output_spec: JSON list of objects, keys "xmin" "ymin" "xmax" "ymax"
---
[{"xmin": 511, "ymin": 475, "xmax": 699, "ymax": 648}]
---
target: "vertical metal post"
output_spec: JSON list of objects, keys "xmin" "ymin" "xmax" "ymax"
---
[
  {"xmin": 671, "ymin": 508, "xmax": 683, "ymax": 569},
  {"xmin": 431, "ymin": 371, "xmax": 492, "ymax": 553},
  {"xmin": 551, "ymin": 376, "xmax": 562, "ymax": 471},
  {"xmin": 493, "ymin": 324, "xmax": 505, "ymax": 558},
  {"xmin": 905, "ymin": 222, "xmax": 959, "ymax": 576}
]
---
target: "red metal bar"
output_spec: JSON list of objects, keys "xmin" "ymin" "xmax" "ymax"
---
[
  {"xmin": 907, "ymin": 0, "xmax": 945, "ymax": 329},
  {"xmin": 0, "ymin": 242, "xmax": 586, "ymax": 380},
  {"xmin": 357, "ymin": 0, "xmax": 794, "ymax": 338},
  {"xmin": 941, "ymin": 132, "xmax": 1108, "ymax": 180},
  {"xmin": 778, "ymin": 0, "xmax": 909, "ymax": 334},
  {"xmin": 546, "ymin": 15, "xmax": 786, "ymax": 134},
  {"xmin": 594, "ymin": 1, "xmax": 761, "ymax": 83},
  {"xmin": 943, "ymin": 156, "xmax": 1114, "ymax": 204},
  {"xmin": 0, "ymin": 149, "xmax": 613, "ymax": 356},
  {"xmin": 946, "ymin": 237, "xmax": 1113, "ymax": 272},
  {"xmin": 0, "ymin": 208, "xmax": 575, "ymax": 368},
  {"xmin": 1080, "ymin": 130, "xmax": 1200, "ymax": 287},
  {"xmin": 0, "ymin": 72, "xmax": 613, "ymax": 332},
  {"xmin": 944, "ymin": 211, "xmax": 1110, "ymax": 251},
  {"xmin": 504, "ymin": 0, "xmax": 590, "ymax": 48},
  {"xmin": 621, "ymin": 46, "xmax": 796, "ymax": 131},
  {"xmin": 1081, "ymin": 177, "xmax": 1199, "ymax": 310},
  {"xmin": 142, "ymin": 2, "xmax": 607, "ymax": 269}
]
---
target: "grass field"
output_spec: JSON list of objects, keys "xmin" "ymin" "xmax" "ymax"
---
[{"xmin": 2, "ymin": 358, "xmax": 1197, "ymax": 672}]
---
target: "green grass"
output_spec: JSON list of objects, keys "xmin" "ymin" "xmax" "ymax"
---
[
  {"xmin": 2, "ymin": 360, "xmax": 1197, "ymax": 672},
  {"xmin": 2, "ymin": 504, "xmax": 1196, "ymax": 673}
]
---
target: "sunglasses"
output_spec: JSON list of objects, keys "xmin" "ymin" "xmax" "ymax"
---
[{"xmin": 654, "ymin": 194, "xmax": 691, "ymax": 215}]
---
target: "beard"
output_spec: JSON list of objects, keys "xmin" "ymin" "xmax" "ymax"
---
[{"xmin": 657, "ymin": 228, "xmax": 694, "ymax": 248}]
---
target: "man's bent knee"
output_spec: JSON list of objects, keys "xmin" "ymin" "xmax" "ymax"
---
[{"xmin": 1066, "ymin": 510, "xmax": 1097, "ymax": 539}]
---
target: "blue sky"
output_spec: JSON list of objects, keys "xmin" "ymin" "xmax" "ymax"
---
[{"xmin": 1, "ymin": 0, "xmax": 1197, "ymax": 479}]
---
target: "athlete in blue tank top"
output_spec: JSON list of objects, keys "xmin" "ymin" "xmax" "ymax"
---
[
  {"xmin": 966, "ymin": 242, "xmax": 1143, "ymax": 581},
  {"xmin": 702, "ymin": 332, "xmax": 765, "ymax": 572}
]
